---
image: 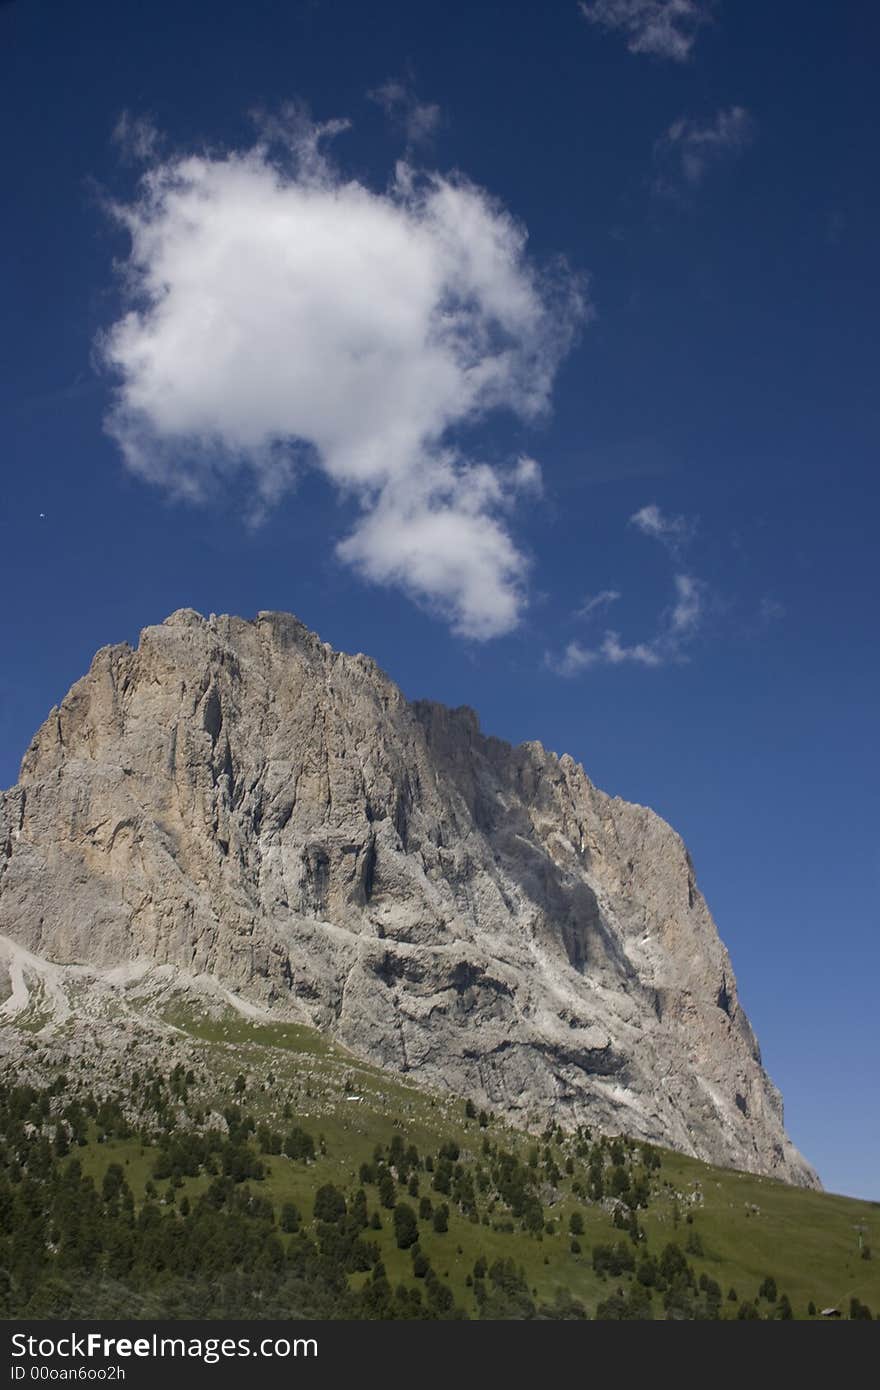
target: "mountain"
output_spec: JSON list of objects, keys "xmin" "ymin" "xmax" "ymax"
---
[{"xmin": 0, "ymin": 608, "xmax": 817, "ymax": 1186}]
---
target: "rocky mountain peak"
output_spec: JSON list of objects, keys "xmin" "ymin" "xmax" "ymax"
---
[{"xmin": 0, "ymin": 609, "xmax": 817, "ymax": 1186}]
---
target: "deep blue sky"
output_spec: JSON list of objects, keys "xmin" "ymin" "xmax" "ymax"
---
[{"xmin": 1, "ymin": 0, "xmax": 877, "ymax": 1197}]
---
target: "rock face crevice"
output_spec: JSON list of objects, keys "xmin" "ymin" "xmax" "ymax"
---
[{"xmin": 0, "ymin": 608, "xmax": 817, "ymax": 1186}]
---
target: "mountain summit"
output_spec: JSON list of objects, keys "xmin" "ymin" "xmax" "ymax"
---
[{"xmin": 0, "ymin": 609, "xmax": 817, "ymax": 1185}]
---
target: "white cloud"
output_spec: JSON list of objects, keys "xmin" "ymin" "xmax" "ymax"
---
[
  {"xmin": 654, "ymin": 106, "xmax": 753, "ymax": 191},
  {"xmin": 369, "ymin": 79, "xmax": 441, "ymax": 147},
  {"xmin": 100, "ymin": 109, "xmax": 587, "ymax": 639},
  {"xmin": 550, "ymin": 630, "xmax": 660, "ymax": 675},
  {"xmin": 629, "ymin": 502, "xmax": 692, "ymax": 552},
  {"xmin": 576, "ymin": 588, "xmax": 621, "ymax": 620},
  {"xmin": 549, "ymin": 572, "xmax": 703, "ymax": 674},
  {"xmin": 578, "ymin": 0, "xmax": 713, "ymax": 62},
  {"xmin": 551, "ymin": 640, "xmax": 601, "ymax": 676},
  {"xmin": 337, "ymin": 468, "xmax": 527, "ymax": 639}
]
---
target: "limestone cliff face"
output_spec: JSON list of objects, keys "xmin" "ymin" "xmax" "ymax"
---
[{"xmin": 0, "ymin": 609, "xmax": 816, "ymax": 1184}]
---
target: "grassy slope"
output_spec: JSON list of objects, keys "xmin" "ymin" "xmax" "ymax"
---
[{"xmin": 68, "ymin": 1003, "xmax": 879, "ymax": 1319}]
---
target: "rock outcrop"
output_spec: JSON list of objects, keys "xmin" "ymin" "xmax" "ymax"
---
[{"xmin": 0, "ymin": 609, "xmax": 817, "ymax": 1184}]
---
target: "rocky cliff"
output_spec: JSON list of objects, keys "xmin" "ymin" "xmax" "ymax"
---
[{"xmin": 0, "ymin": 609, "xmax": 817, "ymax": 1185}]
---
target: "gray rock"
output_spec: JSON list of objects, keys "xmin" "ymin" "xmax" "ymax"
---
[{"xmin": 0, "ymin": 608, "xmax": 818, "ymax": 1185}]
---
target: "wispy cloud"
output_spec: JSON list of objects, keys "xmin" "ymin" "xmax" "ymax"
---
[
  {"xmin": 549, "ymin": 500, "xmax": 704, "ymax": 675},
  {"xmin": 368, "ymin": 79, "xmax": 441, "ymax": 148},
  {"xmin": 757, "ymin": 596, "xmax": 785, "ymax": 625},
  {"xmin": 576, "ymin": 588, "xmax": 621, "ymax": 620},
  {"xmin": 112, "ymin": 111, "xmax": 162, "ymax": 163},
  {"xmin": 549, "ymin": 572, "xmax": 704, "ymax": 675},
  {"xmin": 99, "ymin": 107, "xmax": 587, "ymax": 640},
  {"xmin": 654, "ymin": 106, "xmax": 753, "ymax": 193},
  {"xmin": 552, "ymin": 632, "xmax": 660, "ymax": 675},
  {"xmin": 629, "ymin": 502, "xmax": 693, "ymax": 554},
  {"xmin": 669, "ymin": 572, "xmax": 702, "ymax": 634},
  {"xmin": 510, "ymin": 455, "xmax": 544, "ymax": 498},
  {"xmin": 578, "ymin": 0, "xmax": 714, "ymax": 63}
]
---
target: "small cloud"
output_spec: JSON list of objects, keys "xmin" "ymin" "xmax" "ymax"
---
[
  {"xmin": 548, "ymin": 630, "xmax": 662, "ymax": 675},
  {"xmin": 511, "ymin": 454, "xmax": 543, "ymax": 497},
  {"xmin": 654, "ymin": 106, "xmax": 753, "ymax": 193},
  {"xmin": 669, "ymin": 572, "xmax": 702, "ymax": 634},
  {"xmin": 578, "ymin": 0, "xmax": 714, "ymax": 63},
  {"xmin": 368, "ymin": 79, "xmax": 441, "ymax": 148},
  {"xmin": 629, "ymin": 502, "xmax": 693, "ymax": 553},
  {"xmin": 548, "ymin": 571, "xmax": 704, "ymax": 675},
  {"xmin": 549, "ymin": 640, "xmax": 601, "ymax": 676},
  {"xmin": 112, "ymin": 111, "xmax": 162, "ymax": 163},
  {"xmin": 598, "ymin": 631, "xmax": 665, "ymax": 666},
  {"xmin": 576, "ymin": 588, "xmax": 621, "ymax": 620},
  {"xmin": 758, "ymin": 596, "xmax": 785, "ymax": 625}
]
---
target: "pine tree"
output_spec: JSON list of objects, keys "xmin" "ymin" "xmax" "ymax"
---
[
  {"xmin": 280, "ymin": 1202, "xmax": 301, "ymax": 1233},
  {"xmin": 313, "ymin": 1185, "xmax": 346, "ymax": 1225},
  {"xmin": 393, "ymin": 1203, "xmax": 419, "ymax": 1250}
]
